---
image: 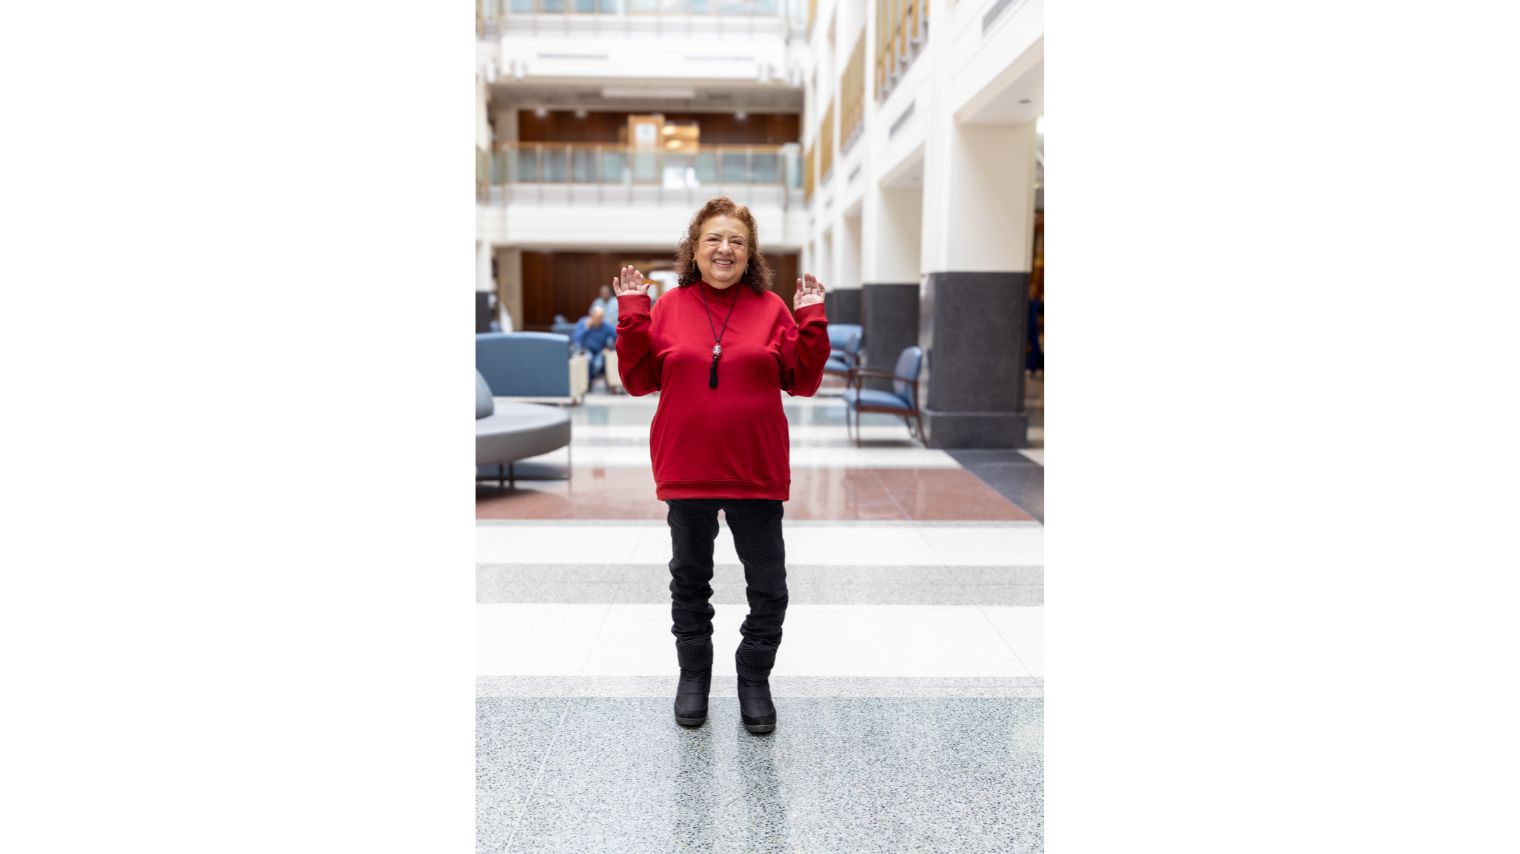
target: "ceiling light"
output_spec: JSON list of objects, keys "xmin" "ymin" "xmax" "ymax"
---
[
  {"xmin": 574, "ymin": 108, "xmax": 587, "ymax": 118},
  {"xmin": 736, "ymin": 111, "xmax": 748, "ymax": 120},
  {"xmin": 534, "ymin": 107, "xmax": 547, "ymax": 118},
  {"xmin": 662, "ymin": 126, "xmax": 676, "ymax": 135}
]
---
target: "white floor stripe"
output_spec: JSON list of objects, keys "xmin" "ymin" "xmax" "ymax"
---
[
  {"xmin": 477, "ymin": 524, "xmax": 1044, "ymax": 567},
  {"xmin": 980, "ymin": 605, "xmax": 1045, "ymax": 677},
  {"xmin": 1019, "ymin": 449, "xmax": 1044, "ymax": 465},
  {"xmin": 476, "ymin": 603, "xmax": 1041, "ymax": 679}
]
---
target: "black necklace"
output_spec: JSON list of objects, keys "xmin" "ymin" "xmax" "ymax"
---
[{"xmin": 697, "ymin": 280, "xmax": 741, "ymax": 389}]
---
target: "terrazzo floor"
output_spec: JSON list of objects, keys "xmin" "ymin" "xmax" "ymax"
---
[{"xmin": 477, "ymin": 383, "xmax": 1044, "ymax": 852}]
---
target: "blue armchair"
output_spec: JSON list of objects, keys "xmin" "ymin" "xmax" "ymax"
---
[
  {"xmin": 825, "ymin": 323, "xmax": 863, "ymax": 381},
  {"xmin": 842, "ymin": 345, "xmax": 925, "ymax": 447}
]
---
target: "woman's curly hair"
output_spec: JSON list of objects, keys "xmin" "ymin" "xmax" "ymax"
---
[{"xmin": 674, "ymin": 196, "xmax": 774, "ymax": 295}]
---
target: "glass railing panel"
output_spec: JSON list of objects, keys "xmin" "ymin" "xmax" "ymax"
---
[
  {"xmin": 782, "ymin": 148, "xmax": 801, "ymax": 189},
  {"xmin": 572, "ymin": 148, "xmax": 599, "ymax": 182},
  {"xmin": 510, "ymin": 0, "xmax": 533, "ymax": 11},
  {"xmin": 658, "ymin": 0, "xmax": 686, "ymax": 13},
  {"xmin": 628, "ymin": 0, "xmax": 658, "ymax": 12},
  {"xmin": 494, "ymin": 145, "xmax": 790, "ymax": 187},
  {"xmin": 693, "ymin": 152, "xmax": 718, "ymax": 184},
  {"xmin": 750, "ymin": 152, "xmax": 779, "ymax": 184},
  {"xmin": 542, "ymin": 148, "xmax": 569, "ymax": 182},
  {"xmin": 512, "ymin": 148, "xmax": 540, "ymax": 182},
  {"xmin": 663, "ymin": 153, "xmax": 696, "ymax": 188},
  {"xmin": 632, "ymin": 151, "xmax": 660, "ymax": 183},
  {"xmin": 719, "ymin": 150, "xmax": 751, "ymax": 183},
  {"xmin": 752, "ymin": 0, "xmax": 778, "ymax": 14},
  {"xmin": 601, "ymin": 150, "xmax": 628, "ymax": 183},
  {"xmin": 539, "ymin": 0, "xmax": 565, "ymax": 12},
  {"xmin": 717, "ymin": 0, "xmax": 747, "ymax": 15},
  {"xmin": 688, "ymin": 0, "xmax": 711, "ymax": 13}
]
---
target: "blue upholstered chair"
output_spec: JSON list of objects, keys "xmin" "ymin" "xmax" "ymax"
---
[
  {"xmin": 842, "ymin": 346, "xmax": 925, "ymax": 447},
  {"xmin": 475, "ymin": 332, "xmax": 588, "ymax": 404},
  {"xmin": 824, "ymin": 323, "xmax": 863, "ymax": 381}
]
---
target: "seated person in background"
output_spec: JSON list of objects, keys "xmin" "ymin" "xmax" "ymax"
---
[
  {"xmin": 572, "ymin": 306, "xmax": 617, "ymax": 384},
  {"xmin": 590, "ymin": 284, "xmax": 619, "ymax": 328}
]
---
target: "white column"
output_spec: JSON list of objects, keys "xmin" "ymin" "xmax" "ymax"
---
[
  {"xmin": 864, "ymin": 184, "xmax": 923, "ymax": 283},
  {"xmin": 921, "ymin": 121, "xmax": 1037, "ymax": 273}
]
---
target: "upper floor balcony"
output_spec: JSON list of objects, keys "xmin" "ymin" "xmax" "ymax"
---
[
  {"xmin": 477, "ymin": 142, "xmax": 808, "ymax": 247},
  {"xmin": 479, "ymin": 0, "xmax": 794, "ymax": 38},
  {"xmin": 479, "ymin": 142, "xmax": 804, "ymax": 208}
]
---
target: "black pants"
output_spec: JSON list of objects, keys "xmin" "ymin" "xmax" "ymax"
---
[{"xmin": 665, "ymin": 498, "xmax": 788, "ymax": 682}]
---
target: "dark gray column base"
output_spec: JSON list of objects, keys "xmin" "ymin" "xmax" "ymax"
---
[
  {"xmin": 861, "ymin": 282, "xmax": 919, "ymax": 394},
  {"xmin": 922, "ymin": 409, "xmax": 1030, "ymax": 449},
  {"xmin": 824, "ymin": 288, "xmax": 861, "ymax": 325},
  {"xmin": 918, "ymin": 270, "xmax": 1029, "ymax": 448}
]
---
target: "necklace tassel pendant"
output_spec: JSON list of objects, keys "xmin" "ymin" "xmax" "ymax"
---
[{"xmin": 709, "ymin": 353, "xmax": 720, "ymax": 389}]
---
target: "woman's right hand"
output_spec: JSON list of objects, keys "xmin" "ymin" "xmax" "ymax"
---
[{"xmin": 614, "ymin": 265, "xmax": 650, "ymax": 297}]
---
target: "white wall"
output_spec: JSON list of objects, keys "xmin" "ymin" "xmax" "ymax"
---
[
  {"xmin": 499, "ymin": 33, "xmax": 788, "ymax": 84},
  {"xmin": 495, "ymin": 247, "xmax": 523, "ymax": 333},
  {"xmin": 922, "ymin": 119, "xmax": 1038, "ymax": 273},
  {"xmin": 838, "ymin": 209, "xmax": 863, "ymax": 291},
  {"xmin": 949, "ymin": 0, "xmax": 1043, "ymax": 119},
  {"xmin": 865, "ymin": 184, "xmax": 922, "ymax": 282},
  {"xmin": 476, "ymin": 240, "xmax": 493, "ymax": 293},
  {"xmin": 481, "ymin": 196, "xmax": 807, "ymax": 251}
]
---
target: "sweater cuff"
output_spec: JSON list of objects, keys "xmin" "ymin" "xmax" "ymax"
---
[
  {"xmin": 616, "ymin": 292, "xmax": 652, "ymax": 314},
  {"xmin": 795, "ymin": 302, "xmax": 827, "ymax": 322}
]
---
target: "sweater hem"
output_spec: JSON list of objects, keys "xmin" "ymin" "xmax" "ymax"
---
[{"xmin": 656, "ymin": 480, "xmax": 790, "ymax": 501}]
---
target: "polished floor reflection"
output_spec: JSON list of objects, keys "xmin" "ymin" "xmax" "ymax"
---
[{"xmin": 477, "ymin": 388, "xmax": 1043, "ymax": 852}]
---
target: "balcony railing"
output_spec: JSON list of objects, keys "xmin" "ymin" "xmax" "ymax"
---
[
  {"xmin": 876, "ymin": 0, "xmax": 929, "ymax": 101},
  {"xmin": 840, "ymin": 35, "xmax": 866, "ymax": 156},
  {"xmin": 480, "ymin": 0, "xmax": 783, "ymax": 33},
  {"xmin": 803, "ymin": 143, "xmax": 815, "ymax": 200},
  {"xmin": 817, "ymin": 99, "xmax": 835, "ymax": 186},
  {"xmin": 480, "ymin": 143, "xmax": 805, "ymax": 205}
]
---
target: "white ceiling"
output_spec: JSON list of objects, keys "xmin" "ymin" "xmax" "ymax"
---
[{"xmin": 959, "ymin": 58, "xmax": 1043, "ymax": 126}]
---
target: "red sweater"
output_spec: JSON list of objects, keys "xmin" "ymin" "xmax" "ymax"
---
[{"xmin": 615, "ymin": 280, "xmax": 830, "ymax": 500}]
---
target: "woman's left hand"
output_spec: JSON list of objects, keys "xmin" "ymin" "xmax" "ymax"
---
[{"xmin": 794, "ymin": 273, "xmax": 825, "ymax": 310}]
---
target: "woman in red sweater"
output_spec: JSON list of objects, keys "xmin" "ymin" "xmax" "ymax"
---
[{"xmin": 613, "ymin": 196, "xmax": 830, "ymax": 734}]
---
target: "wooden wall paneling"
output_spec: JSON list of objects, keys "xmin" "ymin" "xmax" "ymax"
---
[
  {"xmin": 516, "ymin": 110, "xmax": 800, "ymax": 146},
  {"xmin": 770, "ymin": 253, "xmax": 798, "ymax": 309}
]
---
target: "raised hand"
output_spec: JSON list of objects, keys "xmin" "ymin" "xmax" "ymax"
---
[
  {"xmin": 794, "ymin": 273, "xmax": 825, "ymax": 310},
  {"xmin": 614, "ymin": 265, "xmax": 650, "ymax": 297}
]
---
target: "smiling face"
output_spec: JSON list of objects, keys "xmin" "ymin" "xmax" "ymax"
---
[{"xmin": 694, "ymin": 214, "xmax": 750, "ymax": 289}]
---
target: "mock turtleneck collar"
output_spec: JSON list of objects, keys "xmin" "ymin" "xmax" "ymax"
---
[{"xmin": 696, "ymin": 279, "xmax": 743, "ymax": 299}]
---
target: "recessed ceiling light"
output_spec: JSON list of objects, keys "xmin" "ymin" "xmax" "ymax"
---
[
  {"xmin": 534, "ymin": 107, "xmax": 548, "ymax": 118},
  {"xmin": 574, "ymin": 108, "xmax": 587, "ymax": 118},
  {"xmin": 736, "ymin": 111, "xmax": 748, "ymax": 120}
]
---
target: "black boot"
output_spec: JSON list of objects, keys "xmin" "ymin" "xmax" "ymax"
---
[
  {"xmin": 737, "ymin": 677, "xmax": 776, "ymax": 734},
  {"xmin": 674, "ymin": 669, "xmax": 711, "ymax": 727}
]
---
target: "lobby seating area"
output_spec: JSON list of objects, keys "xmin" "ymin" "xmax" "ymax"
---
[{"xmin": 475, "ymin": 331, "xmax": 588, "ymax": 405}]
